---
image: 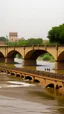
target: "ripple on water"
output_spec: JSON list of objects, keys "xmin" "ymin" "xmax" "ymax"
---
[
  {"xmin": 0, "ymin": 95, "xmax": 56, "ymax": 114},
  {"xmin": 0, "ymin": 81, "xmax": 35, "ymax": 88}
]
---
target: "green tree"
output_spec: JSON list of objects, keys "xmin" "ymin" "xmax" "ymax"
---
[
  {"xmin": 0, "ymin": 36, "xmax": 7, "ymax": 42},
  {"xmin": 17, "ymin": 39, "xmax": 26, "ymax": 46},
  {"xmin": 7, "ymin": 38, "xmax": 43, "ymax": 46},
  {"xmin": 26, "ymin": 38, "xmax": 43, "ymax": 45},
  {"xmin": 47, "ymin": 24, "xmax": 64, "ymax": 44}
]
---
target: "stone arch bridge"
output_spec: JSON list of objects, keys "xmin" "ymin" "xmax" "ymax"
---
[
  {"xmin": 0, "ymin": 45, "xmax": 64, "ymax": 69},
  {"xmin": 0, "ymin": 67, "xmax": 64, "ymax": 89}
]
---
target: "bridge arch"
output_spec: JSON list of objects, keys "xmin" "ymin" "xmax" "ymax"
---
[
  {"xmin": 24, "ymin": 49, "xmax": 55, "ymax": 66},
  {"xmin": 55, "ymin": 51, "xmax": 64, "ymax": 69},
  {"xmin": 25, "ymin": 76, "xmax": 32, "ymax": 80},
  {"xmin": 0, "ymin": 52, "xmax": 5, "ymax": 62},
  {"xmin": 7, "ymin": 50, "xmax": 23, "ymax": 63},
  {"xmin": 46, "ymin": 83, "xmax": 54, "ymax": 88},
  {"xmin": 44, "ymin": 79, "xmax": 63, "ymax": 89},
  {"xmin": 57, "ymin": 51, "xmax": 64, "ymax": 62}
]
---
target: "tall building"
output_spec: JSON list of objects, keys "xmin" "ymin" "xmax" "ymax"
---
[{"xmin": 9, "ymin": 32, "xmax": 18, "ymax": 42}]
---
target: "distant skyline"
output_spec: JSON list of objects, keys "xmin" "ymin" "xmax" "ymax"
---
[{"xmin": 0, "ymin": 0, "xmax": 63, "ymax": 39}]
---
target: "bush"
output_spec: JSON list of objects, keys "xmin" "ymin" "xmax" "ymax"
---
[{"xmin": 43, "ymin": 54, "xmax": 51, "ymax": 60}]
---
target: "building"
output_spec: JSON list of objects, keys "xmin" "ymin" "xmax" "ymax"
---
[
  {"xmin": 0, "ymin": 41, "xmax": 6, "ymax": 46},
  {"xmin": 9, "ymin": 32, "xmax": 18, "ymax": 42}
]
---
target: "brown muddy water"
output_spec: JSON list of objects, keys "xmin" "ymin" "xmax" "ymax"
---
[{"xmin": 0, "ymin": 73, "xmax": 64, "ymax": 114}]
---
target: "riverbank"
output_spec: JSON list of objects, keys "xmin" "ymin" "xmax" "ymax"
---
[{"xmin": 37, "ymin": 57, "xmax": 55, "ymax": 62}]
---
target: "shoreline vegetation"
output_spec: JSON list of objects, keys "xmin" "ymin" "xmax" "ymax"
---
[
  {"xmin": 37, "ymin": 57, "xmax": 55, "ymax": 62},
  {"xmin": 37, "ymin": 53, "xmax": 55, "ymax": 62}
]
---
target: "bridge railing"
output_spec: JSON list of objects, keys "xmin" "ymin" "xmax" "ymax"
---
[{"xmin": 1, "ymin": 44, "xmax": 64, "ymax": 48}]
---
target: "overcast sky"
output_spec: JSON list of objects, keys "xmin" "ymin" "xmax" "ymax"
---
[{"xmin": 0, "ymin": 0, "xmax": 63, "ymax": 39}]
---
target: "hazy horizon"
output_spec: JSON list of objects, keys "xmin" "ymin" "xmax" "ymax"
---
[{"xmin": 0, "ymin": 0, "xmax": 63, "ymax": 39}]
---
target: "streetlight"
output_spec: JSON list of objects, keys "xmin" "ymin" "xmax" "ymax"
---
[{"xmin": 6, "ymin": 35, "xmax": 8, "ymax": 46}]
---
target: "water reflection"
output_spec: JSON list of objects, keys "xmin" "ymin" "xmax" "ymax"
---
[
  {"xmin": 45, "ymin": 88, "xmax": 64, "ymax": 114},
  {"xmin": 14, "ymin": 59, "xmax": 64, "ymax": 74},
  {"xmin": 1, "ymin": 58, "xmax": 64, "ymax": 74},
  {"xmin": 14, "ymin": 58, "xmax": 55, "ymax": 72},
  {"xmin": 55, "ymin": 62, "xmax": 64, "ymax": 70}
]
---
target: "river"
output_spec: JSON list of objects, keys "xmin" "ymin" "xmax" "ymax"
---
[
  {"xmin": 0, "ymin": 59, "xmax": 64, "ymax": 114},
  {"xmin": 14, "ymin": 58, "xmax": 64, "ymax": 74},
  {"xmin": 14, "ymin": 58, "xmax": 55, "ymax": 72}
]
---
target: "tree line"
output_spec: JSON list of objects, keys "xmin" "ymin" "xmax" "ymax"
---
[
  {"xmin": 47, "ymin": 24, "xmax": 64, "ymax": 44},
  {"xmin": 0, "ymin": 37, "xmax": 43, "ymax": 46},
  {"xmin": 0, "ymin": 23, "xmax": 64, "ymax": 46}
]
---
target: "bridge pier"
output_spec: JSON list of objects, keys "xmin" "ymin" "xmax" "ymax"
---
[
  {"xmin": 5, "ymin": 58, "xmax": 7, "ymax": 64},
  {"xmin": 55, "ymin": 61, "xmax": 64, "ymax": 70},
  {"xmin": 5, "ymin": 57, "xmax": 14, "ymax": 64},
  {"xmin": 22, "ymin": 59, "xmax": 36, "ymax": 66},
  {"xmin": 0, "ymin": 57, "xmax": 5, "ymax": 62}
]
